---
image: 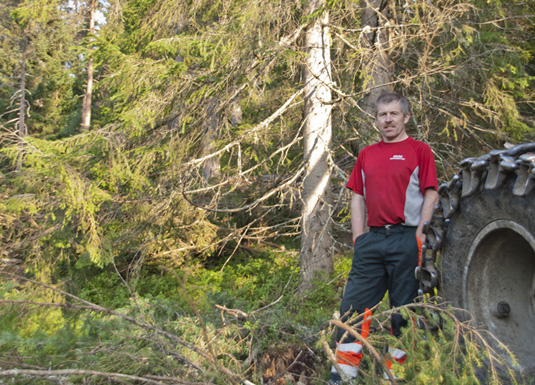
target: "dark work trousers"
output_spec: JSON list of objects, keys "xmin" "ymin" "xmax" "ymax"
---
[{"xmin": 337, "ymin": 224, "xmax": 421, "ymax": 343}]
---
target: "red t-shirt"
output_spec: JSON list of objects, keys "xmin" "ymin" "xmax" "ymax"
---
[{"xmin": 346, "ymin": 137, "xmax": 438, "ymax": 227}]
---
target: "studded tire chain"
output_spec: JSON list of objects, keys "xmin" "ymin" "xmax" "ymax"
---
[{"xmin": 416, "ymin": 142, "xmax": 535, "ymax": 296}]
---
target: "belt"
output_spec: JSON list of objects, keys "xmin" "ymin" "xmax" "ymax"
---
[{"xmin": 369, "ymin": 224, "xmax": 416, "ymax": 233}]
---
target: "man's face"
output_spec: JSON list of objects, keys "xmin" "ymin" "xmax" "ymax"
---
[{"xmin": 375, "ymin": 101, "xmax": 410, "ymax": 143}]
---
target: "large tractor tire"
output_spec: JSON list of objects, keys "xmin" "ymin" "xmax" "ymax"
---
[{"xmin": 417, "ymin": 143, "xmax": 535, "ymax": 379}]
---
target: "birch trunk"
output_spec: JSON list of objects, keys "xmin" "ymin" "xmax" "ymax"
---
[
  {"xmin": 81, "ymin": 0, "xmax": 96, "ymax": 130},
  {"xmin": 300, "ymin": 0, "xmax": 334, "ymax": 290}
]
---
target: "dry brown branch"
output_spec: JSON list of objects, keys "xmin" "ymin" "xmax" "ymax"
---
[
  {"xmin": 144, "ymin": 375, "xmax": 217, "ymax": 385},
  {"xmin": 250, "ymin": 295, "xmax": 284, "ymax": 317},
  {"xmin": 215, "ymin": 304, "xmax": 249, "ymax": 320},
  {"xmin": 0, "ymin": 368, "xmax": 168, "ymax": 384}
]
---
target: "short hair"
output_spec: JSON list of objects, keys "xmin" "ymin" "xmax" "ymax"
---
[{"xmin": 375, "ymin": 92, "xmax": 410, "ymax": 116}]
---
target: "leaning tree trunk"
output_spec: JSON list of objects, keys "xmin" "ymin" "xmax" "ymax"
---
[
  {"xmin": 300, "ymin": 0, "xmax": 334, "ymax": 291},
  {"xmin": 81, "ymin": 0, "xmax": 96, "ymax": 130},
  {"xmin": 358, "ymin": 0, "xmax": 393, "ymax": 141}
]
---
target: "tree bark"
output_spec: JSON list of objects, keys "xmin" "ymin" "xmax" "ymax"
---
[
  {"xmin": 201, "ymin": 98, "xmax": 222, "ymax": 181},
  {"xmin": 16, "ymin": 33, "xmax": 28, "ymax": 173},
  {"xmin": 81, "ymin": 0, "xmax": 96, "ymax": 130},
  {"xmin": 358, "ymin": 0, "xmax": 393, "ymax": 140},
  {"xmin": 300, "ymin": 0, "xmax": 334, "ymax": 291}
]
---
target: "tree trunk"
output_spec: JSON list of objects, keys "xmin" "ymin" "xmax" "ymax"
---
[
  {"xmin": 358, "ymin": 0, "xmax": 393, "ymax": 141},
  {"xmin": 16, "ymin": 33, "xmax": 28, "ymax": 173},
  {"xmin": 201, "ymin": 98, "xmax": 222, "ymax": 181},
  {"xmin": 81, "ymin": 0, "xmax": 95, "ymax": 130},
  {"xmin": 300, "ymin": 0, "xmax": 334, "ymax": 291}
]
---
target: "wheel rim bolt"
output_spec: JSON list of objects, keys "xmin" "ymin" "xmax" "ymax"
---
[{"xmin": 492, "ymin": 301, "xmax": 511, "ymax": 318}]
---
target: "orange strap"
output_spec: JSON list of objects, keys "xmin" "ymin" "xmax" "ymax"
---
[
  {"xmin": 361, "ymin": 308, "xmax": 372, "ymax": 339},
  {"xmin": 416, "ymin": 235, "xmax": 422, "ymax": 266}
]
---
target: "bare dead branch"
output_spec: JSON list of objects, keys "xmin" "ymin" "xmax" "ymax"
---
[
  {"xmin": 182, "ymin": 89, "xmax": 304, "ymax": 169},
  {"xmin": 182, "ymin": 167, "xmax": 304, "ymax": 213},
  {"xmin": 215, "ymin": 304, "xmax": 249, "ymax": 320},
  {"xmin": 0, "ymin": 368, "xmax": 167, "ymax": 384}
]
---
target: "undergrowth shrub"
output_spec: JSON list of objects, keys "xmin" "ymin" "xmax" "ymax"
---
[
  {"xmin": 76, "ymin": 269, "xmax": 131, "ymax": 308},
  {"xmin": 0, "ymin": 249, "xmax": 529, "ymax": 384}
]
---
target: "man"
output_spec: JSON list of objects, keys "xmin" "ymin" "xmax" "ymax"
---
[{"xmin": 329, "ymin": 92, "xmax": 439, "ymax": 384}]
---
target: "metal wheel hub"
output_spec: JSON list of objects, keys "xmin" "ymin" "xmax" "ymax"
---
[{"xmin": 463, "ymin": 220, "xmax": 535, "ymax": 372}]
